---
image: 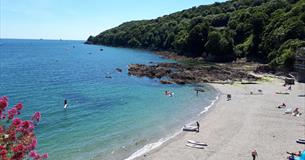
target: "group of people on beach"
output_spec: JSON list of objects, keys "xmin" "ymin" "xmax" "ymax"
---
[
  {"xmin": 278, "ymin": 102, "xmax": 302, "ymax": 116},
  {"xmin": 287, "ymin": 150, "xmax": 305, "ymax": 160}
]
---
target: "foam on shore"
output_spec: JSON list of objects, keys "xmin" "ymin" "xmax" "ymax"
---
[
  {"xmin": 124, "ymin": 131, "xmax": 181, "ymax": 160},
  {"xmin": 125, "ymin": 92, "xmax": 220, "ymax": 160}
]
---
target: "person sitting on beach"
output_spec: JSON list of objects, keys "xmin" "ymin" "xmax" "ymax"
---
[
  {"xmin": 278, "ymin": 103, "xmax": 286, "ymax": 109},
  {"xmin": 287, "ymin": 151, "xmax": 302, "ymax": 160},
  {"xmin": 288, "ymin": 86, "xmax": 292, "ymax": 90},
  {"xmin": 292, "ymin": 108, "xmax": 301, "ymax": 116},
  {"xmin": 227, "ymin": 94, "xmax": 231, "ymax": 101}
]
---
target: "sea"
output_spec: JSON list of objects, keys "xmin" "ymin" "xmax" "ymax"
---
[{"xmin": 0, "ymin": 39, "xmax": 218, "ymax": 160}]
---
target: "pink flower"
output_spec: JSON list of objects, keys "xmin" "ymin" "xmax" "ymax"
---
[
  {"xmin": 7, "ymin": 108, "xmax": 17, "ymax": 120},
  {"xmin": 32, "ymin": 112, "xmax": 41, "ymax": 122},
  {"xmin": 41, "ymin": 153, "xmax": 48, "ymax": 159},
  {"xmin": 0, "ymin": 98, "xmax": 8, "ymax": 111},
  {"xmin": 12, "ymin": 118, "xmax": 23, "ymax": 126},
  {"xmin": 28, "ymin": 139, "xmax": 37, "ymax": 150},
  {"xmin": 1, "ymin": 114, "xmax": 6, "ymax": 119},
  {"xmin": 29, "ymin": 150, "xmax": 38, "ymax": 158},
  {"xmin": 14, "ymin": 103, "xmax": 23, "ymax": 111},
  {"xmin": 0, "ymin": 96, "xmax": 48, "ymax": 159},
  {"xmin": 12, "ymin": 144, "xmax": 25, "ymax": 153},
  {"xmin": 1, "ymin": 96, "xmax": 8, "ymax": 102},
  {"xmin": 22, "ymin": 121, "xmax": 31, "ymax": 129},
  {"xmin": 0, "ymin": 148, "xmax": 7, "ymax": 155}
]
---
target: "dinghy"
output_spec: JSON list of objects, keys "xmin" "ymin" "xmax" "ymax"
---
[
  {"xmin": 297, "ymin": 139, "xmax": 305, "ymax": 144},
  {"xmin": 183, "ymin": 125, "xmax": 198, "ymax": 131},
  {"xmin": 186, "ymin": 143, "xmax": 204, "ymax": 149}
]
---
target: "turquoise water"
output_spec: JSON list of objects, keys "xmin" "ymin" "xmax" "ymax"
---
[{"xmin": 0, "ymin": 39, "xmax": 218, "ymax": 160}]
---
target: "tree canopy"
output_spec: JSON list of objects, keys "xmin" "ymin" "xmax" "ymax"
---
[{"xmin": 87, "ymin": 0, "xmax": 305, "ymax": 69}]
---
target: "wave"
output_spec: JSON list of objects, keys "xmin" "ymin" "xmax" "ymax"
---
[
  {"xmin": 199, "ymin": 92, "xmax": 220, "ymax": 115},
  {"xmin": 124, "ymin": 91, "xmax": 220, "ymax": 160},
  {"xmin": 124, "ymin": 130, "xmax": 181, "ymax": 160}
]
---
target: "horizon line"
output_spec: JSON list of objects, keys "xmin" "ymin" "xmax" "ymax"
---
[{"xmin": 0, "ymin": 37, "xmax": 85, "ymax": 41}]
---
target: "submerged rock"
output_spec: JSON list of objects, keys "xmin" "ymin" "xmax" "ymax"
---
[{"xmin": 116, "ymin": 68, "xmax": 123, "ymax": 72}]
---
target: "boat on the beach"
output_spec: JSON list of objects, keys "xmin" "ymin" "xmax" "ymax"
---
[
  {"xmin": 187, "ymin": 140, "xmax": 207, "ymax": 146},
  {"xmin": 297, "ymin": 139, "xmax": 305, "ymax": 144},
  {"xmin": 275, "ymin": 92, "xmax": 290, "ymax": 95},
  {"xmin": 183, "ymin": 123, "xmax": 198, "ymax": 131},
  {"xmin": 185, "ymin": 143, "xmax": 204, "ymax": 149},
  {"xmin": 183, "ymin": 125, "xmax": 197, "ymax": 131}
]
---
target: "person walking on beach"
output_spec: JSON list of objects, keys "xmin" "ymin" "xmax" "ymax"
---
[
  {"xmin": 196, "ymin": 121, "xmax": 200, "ymax": 132},
  {"xmin": 252, "ymin": 150, "xmax": 258, "ymax": 160}
]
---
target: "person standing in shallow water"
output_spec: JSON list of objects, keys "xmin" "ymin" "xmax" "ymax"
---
[
  {"xmin": 196, "ymin": 121, "xmax": 200, "ymax": 132},
  {"xmin": 251, "ymin": 150, "xmax": 258, "ymax": 160},
  {"xmin": 64, "ymin": 99, "xmax": 68, "ymax": 109}
]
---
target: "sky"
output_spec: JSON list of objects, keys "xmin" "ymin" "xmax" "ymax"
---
[{"xmin": 1, "ymin": 0, "xmax": 226, "ymax": 40}]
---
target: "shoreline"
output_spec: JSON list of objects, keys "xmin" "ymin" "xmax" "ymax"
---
[
  {"xmin": 124, "ymin": 84, "xmax": 220, "ymax": 160},
  {"xmin": 133, "ymin": 78, "xmax": 305, "ymax": 160}
]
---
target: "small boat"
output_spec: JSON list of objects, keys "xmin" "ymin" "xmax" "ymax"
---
[
  {"xmin": 186, "ymin": 143, "xmax": 204, "ymax": 149},
  {"xmin": 275, "ymin": 92, "xmax": 290, "ymax": 95},
  {"xmin": 183, "ymin": 125, "xmax": 198, "ymax": 131},
  {"xmin": 297, "ymin": 139, "xmax": 305, "ymax": 144},
  {"xmin": 187, "ymin": 140, "xmax": 208, "ymax": 146}
]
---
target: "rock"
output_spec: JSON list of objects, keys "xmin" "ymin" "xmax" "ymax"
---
[
  {"xmin": 160, "ymin": 80, "xmax": 173, "ymax": 84},
  {"xmin": 128, "ymin": 62, "xmax": 260, "ymax": 85},
  {"xmin": 173, "ymin": 79, "xmax": 186, "ymax": 84}
]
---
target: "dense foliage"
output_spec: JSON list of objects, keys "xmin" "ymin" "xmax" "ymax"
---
[
  {"xmin": 0, "ymin": 96, "xmax": 48, "ymax": 160},
  {"xmin": 87, "ymin": 0, "xmax": 305, "ymax": 69}
]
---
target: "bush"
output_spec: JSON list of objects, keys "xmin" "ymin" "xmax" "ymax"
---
[{"xmin": 0, "ymin": 96, "xmax": 47, "ymax": 160}]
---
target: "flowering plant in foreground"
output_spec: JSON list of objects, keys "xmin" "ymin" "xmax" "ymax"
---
[{"xmin": 0, "ymin": 96, "xmax": 48, "ymax": 160}]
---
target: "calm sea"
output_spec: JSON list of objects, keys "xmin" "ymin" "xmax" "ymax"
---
[{"xmin": 0, "ymin": 39, "xmax": 218, "ymax": 160}]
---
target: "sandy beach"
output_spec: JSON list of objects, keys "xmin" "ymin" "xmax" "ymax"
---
[{"xmin": 136, "ymin": 78, "xmax": 305, "ymax": 160}]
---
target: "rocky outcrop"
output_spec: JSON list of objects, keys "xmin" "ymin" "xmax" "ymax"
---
[{"xmin": 128, "ymin": 63, "xmax": 260, "ymax": 84}]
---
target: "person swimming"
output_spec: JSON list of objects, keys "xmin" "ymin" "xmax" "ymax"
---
[{"xmin": 164, "ymin": 91, "xmax": 174, "ymax": 97}]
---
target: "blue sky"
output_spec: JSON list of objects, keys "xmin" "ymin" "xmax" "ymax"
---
[{"xmin": 1, "ymin": 0, "xmax": 226, "ymax": 40}]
